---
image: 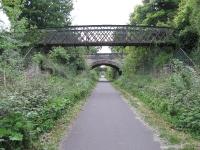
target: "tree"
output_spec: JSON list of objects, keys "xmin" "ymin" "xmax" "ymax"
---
[
  {"xmin": 21, "ymin": 0, "xmax": 73, "ymax": 28},
  {"xmin": 121, "ymin": 0, "xmax": 180, "ymax": 75},
  {"xmin": 130, "ymin": 0, "xmax": 179, "ymax": 26},
  {"xmin": 1, "ymin": 0, "xmax": 29, "ymax": 50},
  {"xmin": 174, "ymin": 0, "xmax": 200, "ymax": 52}
]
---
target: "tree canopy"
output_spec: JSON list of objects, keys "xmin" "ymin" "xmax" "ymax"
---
[
  {"xmin": 130, "ymin": 0, "xmax": 179, "ymax": 26},
  {"xmin": 2, "ymin": 0, "xmax": 73, "ymax": 28},
  {"xmin": 21, "ymin": 0, "xmax": 73, "ymax": 28}
]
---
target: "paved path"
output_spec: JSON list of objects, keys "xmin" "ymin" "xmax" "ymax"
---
[{"xmin": 59, "ymin": 80, "xmax": 161, "ymax": 150}]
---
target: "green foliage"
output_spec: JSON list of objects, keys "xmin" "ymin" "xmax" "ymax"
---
[
  {"xmin": 178, "ymin": 27, "xmax": 199, "ymax": 52},
  {"xmin": 49, "ymin": 47, "xmax": 87, "ymax": 72},
  {"xmin": 154, "ymin": 51, "xmax": 172, "ymax": 67},
  {"xmin": 0, "ymin": 72, "xmax": 97, "ymax": 149},
  {"xmin": 116, "ymin": 59, "xmax": 200, "ymax": 137},
  {"xmin": 122, "ymin": 47, "xmax": 150, "ymax": 76},
  {"xmin": 32, "ymin": 47, "xmax": 88, "ymax": 77},
  {"xmin": 49, "ymin": 47, "xmax": 70, "ymax": 64},
  {"xmin": 2, "ymin": 0, "xmax": 29, "ymax": 44},
  {"xmin": 21, "ymin": 0, "xmax": 73, "ymax": 28},
  {"xmin": 174, "ymin": 0, "xmax": 191, "ymax": 30},
  {"xmin": 0, "ymin": 113, "xmax": 33, "ymax": 149},
  {"xmin": 0, "ymin": 0, "xmax": 98, "ymax": 149},
  {"xmin": 130, "ymin": 0, "xmax": 179, "ymax": 26},
  {"xmin": 121, "ymin": 46, "xmax": 173, "ymax": 77},
  {"xmin": 32, "ymin": 52, "xmax": 45, "ymax": 64},
  {"xmin": 191, "ymin": 49, "xmax": 200, "ymax": 68},
  {"xmin": 126, "ymin": 0, "xmax": 200, "ymax": 72},
  {"xmin": 118, "ymin": 0, "xmax": 200, "ymax": 140},
  {"xmin": 105, "ymin": 67, "xmax": 120, "ymax": 80},
  {"xmin": 174, "ymin": 0, "xmax": 200, "ymax": 52},
  {"xmin": 120, "ymin": 0, "xmax": 179, "ymax": 76}
]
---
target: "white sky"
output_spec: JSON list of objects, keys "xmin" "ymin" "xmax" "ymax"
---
[
  {"xmin": 71, "ymin": 0, "xmax": 142, "ymax": 25},
  {"xmin": 71, "ymin": 0, "xmax": 142, "ymax": 53},
  {"xmin": 0, "ymin": 3, "xmax": 10, "ymax": 30}
]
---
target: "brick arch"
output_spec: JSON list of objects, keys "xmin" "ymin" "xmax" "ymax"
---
[{"xmin": 91, "ymin": 60, "xmax": 122, "ymax": 74}]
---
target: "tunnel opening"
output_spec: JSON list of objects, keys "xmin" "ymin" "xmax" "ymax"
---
[
  {"xmin": 91, "ymin": 63, "xmax": 122, "ymax": 82},
  {"xmin": 91, "ymin": 62, "xmax": 122, "ymax": 74}
]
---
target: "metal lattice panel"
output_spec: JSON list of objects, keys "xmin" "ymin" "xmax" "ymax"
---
[{"xmin": 39, "ymin": 25, "xmax": 176, "ymax": 47}]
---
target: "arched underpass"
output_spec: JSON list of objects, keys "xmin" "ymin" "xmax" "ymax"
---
[
  {"xmin": 91, "ymin": 60, "xmax": 122, "ymax": 75},
  {"xmin": 86, "ymin": 53, "xmax": 124, "ymax": 75}
]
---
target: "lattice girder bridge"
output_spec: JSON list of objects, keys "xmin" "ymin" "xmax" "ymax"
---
[{"xmin": 39, "ymin": 25, "xmax": 176, "ymax": 47}]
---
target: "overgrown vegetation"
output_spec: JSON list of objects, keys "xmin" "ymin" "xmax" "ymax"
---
[
  {"xmin": 0, "ymin": 71, "xmax": 97, "ymax": 149},
  {"xmin": 1, "ymin": 0, "xmax": 200, "ymax": 149},
  {"xmin": 113, "ymin": 0, "xmax": 200, "ymax": 69},
  {"xmin": 110, "ymin": 0, "xmax": 200, "ymax": 145},
  {"xmin": 0, "ymin": 1, "xmax": 98, "ymax": 149},
  {"xmin": 105, "ymin": 66, "xmax": 120, "ymax": 81},
  {"xmin": 115, "ymin": 60, "xmax": 200, "ymax": 137}
]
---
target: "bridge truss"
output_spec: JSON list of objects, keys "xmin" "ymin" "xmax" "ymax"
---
[{"xmin": 39, "ymin": 25, "xmax": 176, "ymax": 47}]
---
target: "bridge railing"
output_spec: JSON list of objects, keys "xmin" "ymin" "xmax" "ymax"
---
[{"xmin": 39, "ymin": 25, "xmax": 176, "ymax": 47}]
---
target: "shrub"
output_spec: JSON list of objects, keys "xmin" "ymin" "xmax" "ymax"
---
[
  {"xmin": 0, "ymin": 72, "xmax": 96, "ymax": 149},
  {"xmin": 115, "ymin": 60, "xmax": 200, "ymax": 137}
]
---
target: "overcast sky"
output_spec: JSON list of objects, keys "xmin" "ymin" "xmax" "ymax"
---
[
  {"xmin": 71, "ymin": 0, "xmax": 142, "ymax": 25},
  {"xmin": 0, "ymin": 3, "xmax": 10, "ymax": 30}
]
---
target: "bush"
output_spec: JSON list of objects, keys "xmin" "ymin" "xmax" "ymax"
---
[
  {"xmin": 115, "ymin": 59, "xmax": 200, "ymax": 137},
  {"xmin": 33, "ymin": 47, "xmax": 87, "ymax": 77},
  {"xmin": 49, "ymin": 47, "xmax": 70, "ymax": 64},
  {"xmin": 0, "ymin": 72, "xmax": 96, "ymax": 149}
]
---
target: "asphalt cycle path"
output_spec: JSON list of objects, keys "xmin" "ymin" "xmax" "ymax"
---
[{"xmin": 59, "ymin": 79, "xmax": 161, "ymax": 150}]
